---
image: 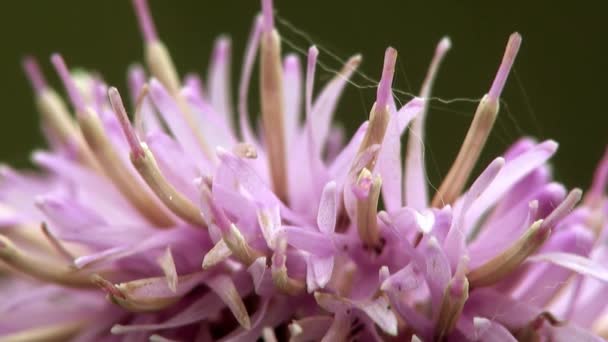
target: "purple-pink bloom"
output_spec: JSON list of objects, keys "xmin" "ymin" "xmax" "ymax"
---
[{"xmin": 2, "ymin": 0, "xmax": 608, "ymax": 341}]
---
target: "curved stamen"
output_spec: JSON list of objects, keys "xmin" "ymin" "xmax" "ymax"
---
[
  {"xmin": 0, "ymin": 235, "xmax": 94, "ymax": 288},
  {"xmin": 22, "ymin": 56, "xmax": 102, "ymax": 172},
  {"xmin": 260, "ymin": 0, "xmax": 288, "ymax": 202},
  {"xmin": 488, "ymin": 32, "xmax": 522, "ymax": 101},
  {"xmin": 261, "ymin": 0, "xmax": 274, "ymax": 33},
  {"xmin": 22, "ymin": 56, "xmax": 48, "ymax": 94},
  {"xmin": 132, "ymin": 0, "xmax": 159, "ymax": 43},
  {"xmin": 108, "ymin": 87, "xmax": 145, "ymax": 159},
  {"xmin": 376, "ymin": 47, "xmax": 398, "ymax": 110},
  {"xmin": 131, "ymin": 0, "xmax": 213, "ymax": 161},
  {"xmin": 50, "ymin": 53, "xmax": 86, "ymax": 113},
  {"xmin": 80, "ymin": 102, "xmax": 174, "ymax": 228},
  {"xmin": 352, "ymin": 47, "xmax": 396, "ymax": 172},
  {"xmin": 432, "ymin": 33, "xmax": 522, "ymax": 207},
  {"xmin": 355, "ymin": 169, "xmax": 383, "ymax": 247}
]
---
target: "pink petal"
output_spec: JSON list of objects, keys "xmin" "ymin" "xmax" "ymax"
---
[
  {"xmin": 473, "ymin": 317, "xmax": 517, "ymax": 342},
  {"xmin": 149, "ymin": 79, "xmax": 209, "ymax": 171},
  {"xmin": 283, "ymin": 225, "xmax": 334, "ymax": 257},
  {"xmin": 528, "ymin": 252, "xmax": 608, "ymax": 282},
  {"xmin": 465, "ymin": 140, "xmax": 558, "ymax": 227},
  {"xmin": 317, "ymin": 181, "xmax": 337, "ymax": 234}
]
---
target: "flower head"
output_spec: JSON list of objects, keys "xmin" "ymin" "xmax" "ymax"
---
[{"xmin": 2, "ymin": 0, "xmax": 608, "ymax": 341}]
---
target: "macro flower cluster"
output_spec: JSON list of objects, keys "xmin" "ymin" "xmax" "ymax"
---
[{"xmin": 2, "ymin": 0, "xmax": 608, "ymax": 341}]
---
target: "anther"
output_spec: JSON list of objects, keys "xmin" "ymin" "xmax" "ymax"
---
[
  {"xmin": 432, "ymin": 33, "xmax": 521, "ymax": 207},
  {"xmin": 91, "ymin": 274, "xmax": 181, "ymax": 312},
  {"xmin": 22, "ymin": 56, "xmax": 48, "ymax": 94},
  {"xmin": 259, "ymin": 0, "xmax": 289, "ymax": 202},
  {"xmin": 355, "ymin": 168, "xmax": 383, "ymax": 248},
  {"xmin": 50, "ymin": 53, "xmax": 86, "ymax": 113},
  {"xmin": 467, "ymin": 220, "xmax": 547, "ymax": 288},
  {"xmin": 353, "ymin": 48, "xmax": 397, "ymax": 172},
  {"xmin": 79, "ymin": 98, "xmax": 174, "ymax": 227}
]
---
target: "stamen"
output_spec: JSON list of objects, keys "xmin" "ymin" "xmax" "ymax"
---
[
  {"xmin": 200, "ymin": 184, "xmax": 232, "ymax": 233},
  {"xmin": 432, "ymin": 33, "xmax": 522, "ymax": 207},
  {"xmin": 376, "ymin": 47, "xmax": 398, "ymax": 110},
  {"xmin": 233, "ymin": 142, "xmax": 258, "ymax": 159},
  {"xmin": 541, "ymin": 188, "xmax": 582, "ymax": 230},
  {"xmin": 261, "ymin": 0, "xmax": 274, "ymax": 33},
  {"xmin": 0, "ymin": 235, "xmax": 93, "ymax": 288},
  {"xmin": 79, "ymin": 103, "xmax": 174, "ymax": 227},
  {"xmin": 24, "ymin": 57, "xmax": 100, "ymax": 171},
  {"xmin": 202, "ymin": 240, "xmax": 232, "ymax": 269},
  {"xmin": 467, "ymin": 220, "xmax": 547, "ymax": 288},
  {"xmin": 22, "ymin": 56, "xmax": 48, "ymax": 94},
  {"xmin": 272, "ymin": 237, "xmax": 305, "ymax": 295},
  {"xmin": 436, "ymin": 256, "xmax": 469, "ymax": 340},
  {"xmin": 238, "ymin": 15, "xmax": 264, "ymax": 143},
  {"xmin": 108, "ymin": 87, "xmax": 145, "ymax": 159},
  {"xmin": 200, "ymin": 183, "xmax": 263, "ymax": 265},
  {"xmin": 488, "ymin": 33, "xmax": 522, "ymax": 101},
  {"xmin": 260, "ymin": 0, "xmax": 288, "ymax": 202},
  {"xmin": 225, "ymin": 223, "xmax": 263, "ymax": 267},
  {"xmin": 131, "ymin": 0, "xmax": 213, "ymax": 161},
  {"xmin": 91, "ymin": 274, "xmax": 180, "ymax": 312},
  {"xmin": 40, "ymin": 222, "xmax": 75, "ymax": 263},
  {"xmin": 132, "ymin": 0, "xmax": 158, "ymax": 43},
  {"xmin": 306, "ymin": 45, "xmax": 319, "ymax": 118},
  {"xmin": 355, "ymin": 169, "xmax": 383, "ymax": 247},
  {"xmin": 353, "ymin": 48, "xmax": 396, "ymax": 172},
  {"xmin": 420, "ymin": 37, "xmax": 452, "ymax": 99},
  {"xmin": 50, "ymin": 53, "xmax": 86, "ymax": 113},
  {"xmin": 130, "ymin": 143, "xmax": 207, "ymax": 227}
]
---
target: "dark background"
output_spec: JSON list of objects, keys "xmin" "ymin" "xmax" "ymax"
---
[{"xmin": 0, "ymin": 1, "xmax": 605, "ymax": 191}]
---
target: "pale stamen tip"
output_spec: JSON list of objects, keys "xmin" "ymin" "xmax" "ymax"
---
[
  {"xmin": 132, "ymin": 0, "xmax": 159, "ymax": 43},
  {"xmin": 213, "ymin": 36, "xmax": 231, "ymax": 61},
  {"xmin": 22, "ymin": 56, "xmax": 48, "ymax": 94},
  {"xmin": 376, "ymin": 47, "xmax": 398, "ymax": 109},
  {"xmin": 308, "ymin": 45, "xmax": 319, "ymax": 57},
  {"xmin": 438, "ymin": 37, "xmax": 452, "ymax": 52},
  {"xmin": 108, "ymin": 87, "xmax": 144, "ymax": 159},
  {"xmin": 488, "ymin": 32, "xmax": 522, "ymax": 101},
  {"xmin": 50, "ymin": 53, "xmax": 85, "ymax": 113},
  {"xmin": 261, "ymin": 0, "xmax": 275, "ymax": 33}
]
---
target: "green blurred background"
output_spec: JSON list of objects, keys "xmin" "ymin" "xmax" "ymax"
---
[{"xmin": 0, "ymin": 1, "xmax": 605, "ymax": 190}]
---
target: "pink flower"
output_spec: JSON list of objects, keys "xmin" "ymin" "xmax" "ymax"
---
[{"xmin": 1, "ymin": 0, "xmax": 608, "ymax": 340}]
